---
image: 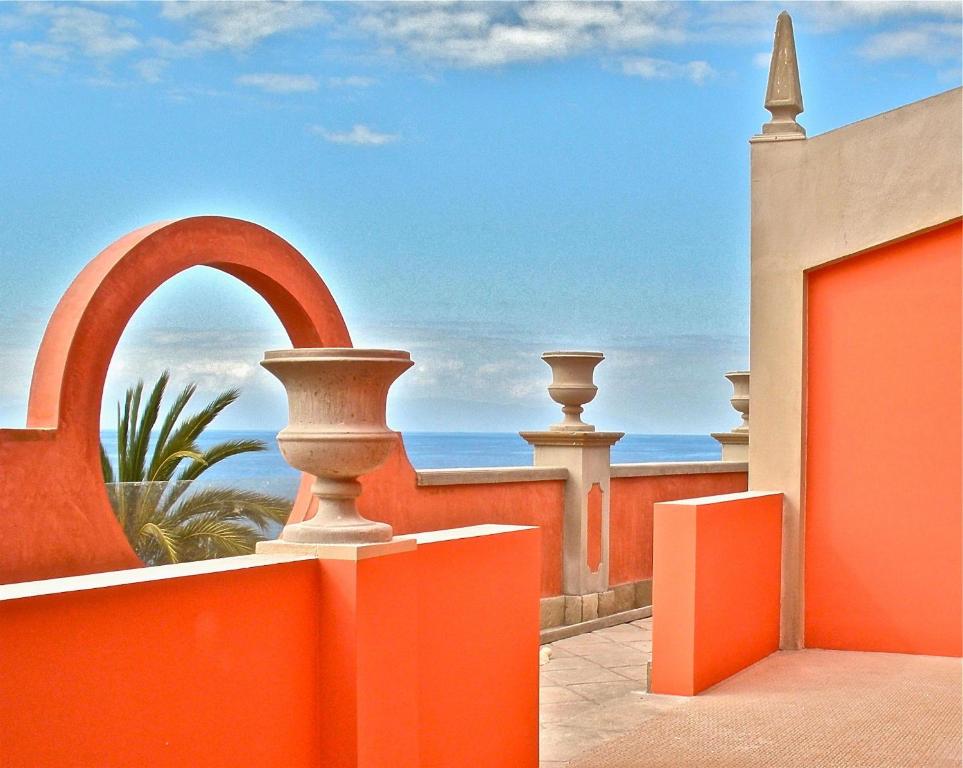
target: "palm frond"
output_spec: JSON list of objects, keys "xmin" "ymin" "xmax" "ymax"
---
[
  {"xmin": 147, "ymin": 380, "xmax": 196, "ymax": 481},
  {"xmin": 100, "ymin": 443, "xmax": 114, "ymax": 484},
  {"xmin": 178, "ymin": 439, "xmax": 267, "ymax": 483},
  {"xmin": 151, "ymin": 388, "xmax": 239, "ymax": 483},
  {"xmin": 127, "ymin": 372, "xmax": 168, "ymax": 482},
  {"xmin": 166, "ymin": 487, "xmax": 291, "ymax": 530},
  {"xmin": 139, "ymin": 520, "xmax": 180, "ymax": 565}
]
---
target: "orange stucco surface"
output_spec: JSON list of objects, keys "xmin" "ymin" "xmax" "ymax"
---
[
  {"xmin": 0, "ymin": 560, "xmax": 325, "ymax": 767},
  {"xmin": 608, "ymin": 472, "xmax": 748, "ymax": 587},
  {"xmin": 805, "ymin": 221, "xmax": 962, "ymax": 657},
  {"xmin": 651, "ymin": 492, "xmax": 782, "ymax": 696},
  {"xmin": 0, "ymin": 525, "xmax": 540, "ymax": 768},
  {"xmin": 414, "ymin": 527, "xmax": 540, "ymax": 767}
]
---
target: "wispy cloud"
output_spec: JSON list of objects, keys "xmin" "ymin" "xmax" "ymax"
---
[
  {"xmin": 159, "ymin": 1, "xmax": 330, "ymax": 54},
  {"xmin": 236, "ymin": 72, "xmax": 319, "ymax": 93},
  {"xmin": 356, "ymin": 2, "xmax": 687, "ymax": 68},
  {"xmin": 327, "ymin": 75, "xmax": 378, "ymax": 88},
  {"xmin": 21, "ymin": 3, "xmax": 140, "ymax": 59},
  {"xmin": 310, "ymin": 123, "xmax": 400, "ymax": 146},
  {"xmin": 621, "ymin": 57, "xmax": 717, "ymax": 85},
  {"xmin": 134, "ymin": 57, "xmax": 167, "ymax": 83},
  {"xmin": 858, "ymin": 22, "xmax": 962, "ymax": 63}
]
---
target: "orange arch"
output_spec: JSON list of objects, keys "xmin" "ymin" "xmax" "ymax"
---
[{"xmin": 1, "ymin": 216, "xmax": 352, "ymax": 584}]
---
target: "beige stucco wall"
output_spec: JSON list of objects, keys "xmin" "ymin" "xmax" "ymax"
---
[{"xmin": 749, "ymin": 87, "xmax": 963, "ymax": 648}]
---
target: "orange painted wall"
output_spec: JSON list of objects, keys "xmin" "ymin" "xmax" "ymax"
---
[
  {"xmin": 415, "ymin": 527, "xmax": 540, "ymax": 767},
  {"xmin": 608, "ymin": 472, "xmax": 748, "ymax": 586},
  {"xmin": 357, "ymin": 447, "xmax": 565, "ymax": 597},
  {"xmin": 0, "ymin": 560, "xmax": 324, "ymax": 768},
  {"xmin": 651, "ymin": 492, "xmax": 782, "ymax": 696},
  {"xmin": 805, "ymin": 221, "xmax": 962, "ymax": 657},
  {"xmin": 0, "ymin": 525, "xmax": 540, "ymax": 768}
]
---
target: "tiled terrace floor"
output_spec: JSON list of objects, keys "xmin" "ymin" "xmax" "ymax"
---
[
  {"xmin": 539, "ymin": 618, "xmax": 963, "ymax": 768},
  {"xmin": 539, "ymin": 617, "xmax": 655, "ymax": 767}
]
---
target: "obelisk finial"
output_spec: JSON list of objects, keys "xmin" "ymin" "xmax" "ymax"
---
[{"xmin": 757, "ymin": 11, "xmax": 805, "ymax": 140}]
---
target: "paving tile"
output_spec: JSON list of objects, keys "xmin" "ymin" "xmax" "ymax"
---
[
  {"xmin": 568, "ymin": 679, "xmax": 646, "ymax": 704},
  {"xmin": 541, "ymin": 655, "xmax": 604, "ymax": 672},
  {"xmin": 592, "ymin": 624, "xmax": 647, "ymax": 641},
  {"xmin": 551, "ymin": 633, "xmax": 616, "ymax": 652},
  {"xmin": 557, "ymin": 695, "xmax": 660, "ymax": 732},
  {"xmin": 540, "ymin": 686, "xmax": 589, "ymax": 704},
  {"xmin": 608, "ymin": 664, "xmax": 649, "ymax": 681},
  {"xmin": 541, "ymin": 665, "xmax": 628, "ymax": 686},
  {"xmin": 539, "ymin": 724, "xmax": 616, "ymax": 763},
  {"xmin": 579, "ymin": 647, "xmax": 648, "ymax": 669},
  {"xmin": 539, "ymin": 699, "xmax": 598, "ymax": 724}
]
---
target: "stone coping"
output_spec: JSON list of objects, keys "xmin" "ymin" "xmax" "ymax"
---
[
  {"xmin": 610, "ymin": 461, "xmax": 747, "ymax": 478},
  {"xmin": 0, "ymin": 553, "xmax": 314, "ymax": 603},
  {"xmin": 416, "ymin": 466, "xmax": 568, "ymax": 486},
  {"xmin": 416, "ymin": 461, "xmax": 747, "ymax": 486}
]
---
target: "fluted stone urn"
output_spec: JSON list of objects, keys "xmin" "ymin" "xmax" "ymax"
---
[
  {"xmin": 725, "ymin": 370, "xmax": 750, "ymax": 432},
  {"xmin": 261, "ymin": 348, "xmax": 413, "ymax": 544},
  {"xmin": 542, "ymin": 351, "xmax": 604, "ymax": 431}
]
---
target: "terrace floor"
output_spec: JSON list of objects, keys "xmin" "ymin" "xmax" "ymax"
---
[{"xmin": 539, "ymin": 618, "xmax": 963, "ymax": 767}]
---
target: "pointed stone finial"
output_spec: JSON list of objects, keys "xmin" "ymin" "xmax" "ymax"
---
[{"xmin": 755, "ymin": 11, "xmax": 805, "ymax": 141}]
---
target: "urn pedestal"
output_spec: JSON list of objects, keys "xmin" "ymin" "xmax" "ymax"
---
[{"xmin": 259, "ymin": 348, "xmax": 412, "ymax": 545}]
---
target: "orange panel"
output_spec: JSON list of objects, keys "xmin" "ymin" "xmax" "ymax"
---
[
  {"xmin": 805, "ymin": 221, "xmax": 962, "ymax": 657},
  {"xmin": 586, "ymin": 483, "xmax": 603, "ymax": 573},
  {"xmin": 0, "ymin": 561, "xmax": 323, "ymax": 768},
  {"xmin": 415, "ymin": 528, "xmax": 540, "ymax": 768},
  {"xmin": 608, "ymin": 472, "xmax": 748, "ymax": 586},
  {"xmin": 651, "ymin": 492, "xmax": 782, "ymax": 696}
]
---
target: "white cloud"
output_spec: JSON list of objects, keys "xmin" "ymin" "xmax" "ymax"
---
[
  {"xmin": 858, "ymin": 22, "xmax": 962, "ymax": 63},
  {"xmin": 311, "ymin": 124, "xmax": 400, "ymax": 146},
  {"xmin": 9, "ymin": 41, "xmax": 68, "ymax": 60},
  {"xmin": 621, "ymin": 57, "xmax": 717, "ymax": 85},
  {"xmin": 753, "ymin": 51, "xmax": 772, "ymax": 69},
  {"xmin": 159, "ymin": 1, "xmax": 329, "ymax": 54},
  {"xmin": 134, "ymin": 57, "xmax": 168, "ymax": 83},
  {"xmin": 327, "ymin": 75, "xmax": 378, "ymax": 88},
  {"xmin": 356, "ymin": 2, "xmax": 687, "ymax": 68},
  {"xmin": 23, "ymin": 4, "xmax": 140, "ymax": 58},
  {"xmin": 236, "ymin": 72, "xmax": 319, "ymax": 93}
]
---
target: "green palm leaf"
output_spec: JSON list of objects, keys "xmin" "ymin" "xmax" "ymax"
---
[{"xmin": 100, "ymin": 373, "xmax": 293, "ymax": 566}]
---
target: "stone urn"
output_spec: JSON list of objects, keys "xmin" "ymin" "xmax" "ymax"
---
[
  {"xmin": 725, "ymin": 370, "xmax": 750, "ymax": 432},
  {"xmin": 542, "ymin": 351, "xmax": 604, "ymax": 431},
  {"xmin": 261, "ymin": 348, "xmax": 413, "ymax": 544}
]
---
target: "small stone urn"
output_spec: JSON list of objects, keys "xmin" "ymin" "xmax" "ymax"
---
[
  {"xmin": 542, "ymin": 351, "xmax": 604, "ymax": 431},
  {"xmin": 261, "ymin": 348, "xmax": 413, "ymax": 544},
  {"xmin": 725, "ymin": 371, "xmax": 750, "ymax": 432}
]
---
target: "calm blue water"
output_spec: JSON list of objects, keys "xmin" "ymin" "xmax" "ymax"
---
[{"xmin": 100, "ymin": 431, "xmax": 721, "ymax": 498}]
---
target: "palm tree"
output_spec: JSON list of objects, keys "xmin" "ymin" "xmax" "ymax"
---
[{"xmin": 100, "ymin": 371, "xmax": 291, "ymax": 566}]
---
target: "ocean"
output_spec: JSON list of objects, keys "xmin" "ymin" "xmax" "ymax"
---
[{"xmin": 100, "ymin": 431, "xmax": 722, "ymax": 498}]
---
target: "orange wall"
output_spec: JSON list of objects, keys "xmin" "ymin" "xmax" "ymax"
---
[
  {"xmin": 0, "ymin": 560, "xmax": 324, "ymax": 767},
  {"xmin": 357, "ymin": 447, "xmax": 565, "ymax": 597},
  {"xmin": 805, "ymin": 221, "xmax": 962, "ymax": 657},
  {"xmin": 415, "ymin": 528, "xmax": 540, "ymax": 767},
  {"xmin": 0, "ymin": 525, "xmax": 541, "ymax": 768},
  {"xmin": 608, "ymin": 472, "xmax": 748, "ymax": 586},
  {"xmin": 651, "ymin": 492, "xmax": 782, "ymax": 696}
]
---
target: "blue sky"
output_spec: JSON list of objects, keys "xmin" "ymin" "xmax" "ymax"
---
[{"xmin": 0, "ymin": 1, "xmax": 959, "ymax": 434}]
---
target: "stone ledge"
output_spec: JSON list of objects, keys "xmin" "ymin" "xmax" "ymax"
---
[
  {"xmin": 540, "ymin": 605, "xmax": 653, "ymax": 644},
  {"xmin": 610, "ymin": 461, "xmax": 747, "ymax": 478},
  {"xmin": 416, "ymin": 466, "xmax": 568, "ymax": 486}
]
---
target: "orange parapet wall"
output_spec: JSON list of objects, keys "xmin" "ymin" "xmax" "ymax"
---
[
  {"xmin": 805, "ymin": 221, "xmax": 962, "ymax": 657},
  {"xmin": 608, "ymin": 471, "xmax": 748, "ymax": 587},
  {"xmin": 0, "ymin": 525, "xmax": 540, "ymax": 768},
  {"xmin": 651, "ymin": 491, "xmax": 782, "ymax": 696}
]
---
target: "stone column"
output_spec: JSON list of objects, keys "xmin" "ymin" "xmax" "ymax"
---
[
  {"xmin": 711, "ymin": 370, "xmax": 750, "ymax": 462},
  {"xmin": 521, "ymin": 351, "xmax": 623, "ymax": 598}
]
